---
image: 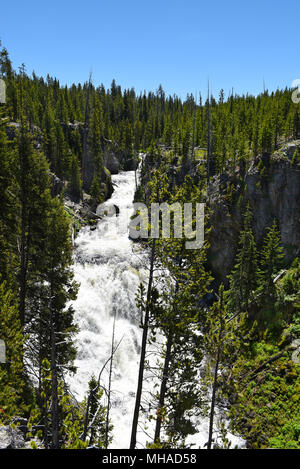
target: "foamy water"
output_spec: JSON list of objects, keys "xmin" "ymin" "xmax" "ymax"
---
[{"xmin": 68, "ymin": 166, "xmax": 244, "ymax": 449}]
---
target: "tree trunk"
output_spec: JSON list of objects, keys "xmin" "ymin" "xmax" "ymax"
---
[
  {"xmin": 105, "ymin": 308, "xmax": 116, "ymax": 448},
  {"xmin": 50, "ymin": 290, "xmax": 59, "ymax": 449},
  {"xmin": 206, "ymin": 83, "xmax": 211, "ymax": 183},
  {"xmin": 19, "ymin": 140, "xmax": 27, "ymax": 326},
  {"xmin": 207, "ymin": 343, "xmax": 221, "ymax": 450},
  {"xmin": 207, "ymin": 287, "xmax": 226, "ymax": 450},
  {"xmin": 82, "ymin": 73, "xmax": 92, "ymax": 192},
  {"xmin": 130, "ymin": 239, "xmax": 156, "ymax": 449},
  {"xmin": 154, "ymin": 259, "xmax": 182, "ymax": 443},
  {"xmin": 154, "ymin": 331, "xmax": 173, "ymax": 442}
]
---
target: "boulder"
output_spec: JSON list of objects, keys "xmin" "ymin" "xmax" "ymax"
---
[
  {"xmin": 0, "ymin": 426, "xmax": 25, "ymax": 449},
  {"xmin": 208, "ymin": 158, "xmax": 300, "ymax": 283},
  {"xmin": 6, "ymin": 122, "xmax": 43, "ymax": 150},
  {"xmin": 50, "ymin": 172, "xmax": 64, "ymax": 197},
  {"xmin": 282, "ymin": 140, "xmax": 300, "ymax": 159},
  {"xmin": 104, "ymin": 152, "xmax": 120, "ymax": 174},
  {"xmin": 96, "ymin": 202, "xmax": 119, "ymax": 218},
  {"xmin": 123, "ymin": 158, "xmax": 139, "ymax": 171}
]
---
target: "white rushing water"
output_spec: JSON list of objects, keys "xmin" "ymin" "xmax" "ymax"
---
[
  {"xmin": 68, "ymin": 168, "xmax": 244, "ymax": 449},
  {"xmin": 68, "ymin": 169, "xmax": 147, "ymax": 448}
]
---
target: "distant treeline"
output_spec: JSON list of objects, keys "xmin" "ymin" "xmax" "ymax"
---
[{"xmin": 1, "ymin": 44, "xmax": 300, "ymax": 187}]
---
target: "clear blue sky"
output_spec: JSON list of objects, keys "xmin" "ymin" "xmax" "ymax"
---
[{"xmin": 1, "ymin": 0, "xmax": 299, "ymax": 100}]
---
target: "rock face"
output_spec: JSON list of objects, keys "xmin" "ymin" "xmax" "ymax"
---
[
  {"xmin": 104, "ymin": 152, "xmax": 120, "ymax": 174},
  {"xmin": 82, "ymin": 136, "xmax": 128, "ymax": 190},
  {"xmin": 102, "ymin": 137, "xmax": 139, "ymax": 173},
  {"xmin": 123, "ymin": 158, "xmax": 139, "ymax": 171},
  {"xmin": 65, "ymin": 194, "xmax": 103, "ymax": 227},
  {"xmin": 50, "ymin": 172, "xmax": 64, "ymax": 197},
  {"xmin": 102, "ymin": 138, "xmax": 123, "ymax": 174},
  {"xmin": 6, "ymin": 122, "xmax": 43, "ymax": 150},
  {"xmin": 0, "ymin": 422, "xmax": 43, "ymax": 449},
  {"xmin": 63, "ymin": 123, "xmax": 128, "ymax": 184},
  {"xmin": 0, "ymin": 426, "xmax": 25, "ymax": 449},
  {"xmin": 281, "ymin": 140, "xmax": 300, "ymax": 160},
  {"xmin": 6, "ymin": 120, "xmax": 134, "ymax": 203},
  {"xmin": 208, "ymin": 156, "xmax": 300, "ymax": 284},
  {"xmin": 137, "ymin": 147, "xmax": 300, "ymax": 286}
]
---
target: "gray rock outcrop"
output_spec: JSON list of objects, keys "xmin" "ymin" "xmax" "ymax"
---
[
  {"xmin": 50, "ymin": 172, "xmax": 64, "ymax": 197},
  {"xmin": 0, "ymin": 426, "xmax": 25, "ymax": 449},
  {"xmin": 208, "ymin": 156, "xmax": 300, "ymax": 283}
]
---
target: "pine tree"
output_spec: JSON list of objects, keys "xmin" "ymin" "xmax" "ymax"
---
[
  {"xmin": 87, "ymin": 92, "xmax": 104, "ymax": 192},
  {"xmin": 29, "ymin": 197, "xmax": 78, "ymax": 384},
  {"xmin": 130, "ymin": 169, "xmax": 170, "ymax": 449},
  {"xmin": 130, "ymin": 239, "xmax": 156, "ymax": 449},
  {"xmin": 0, "ymin": 103, "xmax": 17, "ymax": 286},
  {"xmin": 291, "ymin": 148, "xmax": 300, "ymax": 164},
  {"xmin": 90, "ymin": 174, "xmax": 103, "ymax": 204},
  {"xmin": 83, "ymin": 376, "xmax": 110, "ymax": 447},
  {"xmin": 205, "ymin": 284, "xmax": 227, "ymax": 449},
  {"xmin": 17, "ymin": 123, "xmax": 53, "ymax": 326},
  {"xmin": 54, "ymin": 121, "xmax": 70, "ymax": 179},
  {"xmin": 259, "ymin": 220, "xmax": 284, "ymax": 290},
  {"xmin": 29, "ymin": 358, "xmax": 88, "ymax": 449},
  {"xmin": 256, "ymin": 220, "xmax": 284, "ymax": 323},
  {"xmin": 148, "ymin": 176, "xmax": 211, "ymax": 447},
  {"xmin": 227, "ymin": 204, "xmax": 259, "ymax": 315},
  {"xmin": 0, "ymin": 281, "xmax": 25, "ymax": 422},
  {"xmin": 70, "ymin": 154, "xmax": 82, "ymax": 201},
  {"xmin": 205, "ymin": 283, "xmax": 253, "ymax": 449}
]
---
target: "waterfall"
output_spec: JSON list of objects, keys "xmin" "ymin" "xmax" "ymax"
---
[
  {"xmin": 68, "ymin": 169, "xmax": 147, "ymax": 448},
  {"xmin": 68, "ymin": 167, "xmax": 244, "ymax": 449}
]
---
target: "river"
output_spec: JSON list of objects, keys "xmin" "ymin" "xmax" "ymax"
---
[{"xmin": 68, "ymin": 167, "xmax": 243, "ymax": 449}]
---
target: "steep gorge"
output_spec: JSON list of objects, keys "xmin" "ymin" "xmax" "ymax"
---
[{"xmin": 208, "ymin": 153, "xmax": 300, "ymax": 283}]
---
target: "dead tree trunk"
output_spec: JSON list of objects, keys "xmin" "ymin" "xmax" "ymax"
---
[
  {"xmin": 50, "ymin": 289, "xmax": 59, "ymax": 449},
  {"xmin": 105, "ymin": 308, "xmax": 116, "ymax": 448},
  {"xmin": 19, "ymin": 127, "xmax": 29, "ymax": 327},
  {"xmin": 207, "ymin": 287, "xmax": 225, "ymax": 450},
  {"xmin": 153, "ymin": 273, "xmax": 181, "ymax": 443},
  {"xmin": 82, "ymin": 73, "xmax": 92, "ymax": 192},
  {"xmin": 207, "ymin": 343, "xmax": 221, "ymax": 450},
  {"xmin": 206, "ymin": 82, "xmax": 211, "ymax": 183},
  {"xmin": 154, "ymin": 331, "xmax": 173, "ymax": 442},
  {"xmin": 130, "ymin": 239, "xmax": 156, "ymax": 449}
]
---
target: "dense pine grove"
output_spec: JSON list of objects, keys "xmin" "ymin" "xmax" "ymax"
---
[
  {"xmin": 0, "ymin": 44, "xmax": 299, "ymax": 449},
  {"xmin": 2, "ymin": 44, "xmax": 300, "ymax": 187}
]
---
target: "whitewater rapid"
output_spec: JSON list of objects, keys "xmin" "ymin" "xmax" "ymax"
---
[
  {"xmin": 68, "ymin": 169, "xmax": 147, "ymax": 448},
  {"xmin": 68, "ymin": 167, "xmax": 244, "ymax": 449}
]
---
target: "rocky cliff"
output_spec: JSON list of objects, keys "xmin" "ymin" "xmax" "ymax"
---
[
  {"xmin": 136, "ymin": 144, "xmax": 300, "ymax": 285},
  {"xmin": 208, "ymin": 151, "xmax": 300, "ymax": 284},
  {"xmin": 63, "ymin": 121, "xmax": 138, "ymax": 191}
]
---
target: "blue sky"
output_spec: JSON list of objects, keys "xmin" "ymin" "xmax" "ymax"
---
[{"xmin": 1, "ymin": 0, "xmax": 299, "ymax": 100}]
